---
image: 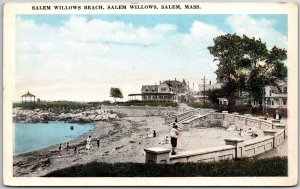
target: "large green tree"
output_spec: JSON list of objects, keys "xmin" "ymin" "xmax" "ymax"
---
[
  {"xmin": 206, "ymin": 88, "xmax": 226, "ymax": 104},
  {"xmin": 208, "ymin": 34, "xmax": 287, "ymax": 108},
  {"xmin": 110, "ymin": 87, "xmax": 123, "ymax": 102}
]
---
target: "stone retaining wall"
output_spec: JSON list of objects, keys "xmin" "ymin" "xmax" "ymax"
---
[
  {"xmin": 101, "ymin": 105, "xmax": 188, "ymax": 117},
  {"xmin": 144, "ymin": 111, "xmax": 286, "ymax": 164}
]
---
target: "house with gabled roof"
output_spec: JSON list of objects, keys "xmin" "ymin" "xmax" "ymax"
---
[
  {"xmin": 264, "ymin": 80, "xmax": 287, "ymax": 108},
  {"xmin": 128, "ymin": 78, "xmax": 189, "ymax": 102}
]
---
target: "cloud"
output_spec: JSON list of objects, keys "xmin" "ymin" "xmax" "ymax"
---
[
  {"xmin": 15, "ymin": 15, "xmax": 287, "ymax": 102},
  {"xmin": 59, "ymin": 15, "xmax": 176, "ymax": 45},
  {"xmin": 226, "ymin": 15, "xmax": 287, "ymax": 49}
]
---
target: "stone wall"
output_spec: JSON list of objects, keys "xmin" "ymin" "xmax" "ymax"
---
[
  {"xmin": 144, "ymin": 111, "xmax": 286, "ymax": 164},
  {"xmin": 101, "ymin": 105, "xmax": 188, "ymax": 117}
]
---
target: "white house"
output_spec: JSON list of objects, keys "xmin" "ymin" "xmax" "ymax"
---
[
  {"xmin": 217, "ymin": 80, "xmax": 287, "ymax": 109},
  {"xmin": 128, "ymin": 78, "xmax": 189, "ymax": 102},
  {"xmin": 264, "ymin": 80, "xmax": 287, "ymax": 108}
]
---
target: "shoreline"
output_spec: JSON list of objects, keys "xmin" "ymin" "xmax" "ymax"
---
[
  {"xmin": 13, "ymin": 120, "xmax": 106, "ymax": 177},
  {"xmin": 13, "ymin": 121, "xmax": 96, "ymax": 157},
  {"xmin": 13, "ymin": 116, "xmax": 245, "ymax": 177}
]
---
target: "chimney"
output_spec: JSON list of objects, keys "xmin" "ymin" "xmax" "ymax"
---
[
  {"xmin": 159, "ymin": 80, "xmax": 161, "ymax": 84},
  {"xmin": 175, "ymin": 78, "xmax": 176, "ymax": 81},
  {"xmin": 209, "ymin": 81, "xmax": 211, "ymax": 85}
]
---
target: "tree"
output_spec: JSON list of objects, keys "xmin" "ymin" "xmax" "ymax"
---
[
  {"xmin": 110, "ymin": 87, "xmax": 123, "ymax": 102},
  {"xmin": 208, "ymin": 34, "xmax": 287, "ymax": 109},
  {"xmin": 206, "ymin": 88, "xmax": 226, "ymax": 104}
]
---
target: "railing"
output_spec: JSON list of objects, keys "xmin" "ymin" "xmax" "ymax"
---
[
  {"xmin": 144, "ymin": 111, "xmax": 286, "ymax": 164},
  {"xmin": 165, "ymin": 110, "xmax": 195, "ymax": 124}
]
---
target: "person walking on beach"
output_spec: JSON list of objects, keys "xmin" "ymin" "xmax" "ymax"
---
[
  {"xmin": 170, "ymin": 123, "xmax": 179, "ymax": 155},
  {"xmin": 74, "ymin": 145, "xmax": 78, "ymax": 154},
  {"xmin": 86, "ymin": 136, "xmax": 92, "ymax": 150},
  {"xmin": 59, "ymin": 144, "xmax": 62, "ymax": 151},
  {"xmin": 273, "ymin": 110, "xmax": 282, "ymax": 120},
  {"xmin": 97, "ymin": 139, "xmax": 100, "ymax": 148},
  {"xmin": 153, "ymin": 130, "xmax": 156, "ymax": 138},
  {"xmin": 66, "ymin": 142, "xmax": 70, "ymax": 151}
]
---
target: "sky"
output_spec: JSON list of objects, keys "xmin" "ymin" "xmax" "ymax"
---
[{"xmin": 15, "ymin": 14, "xmax": 288, "ymax": 102}]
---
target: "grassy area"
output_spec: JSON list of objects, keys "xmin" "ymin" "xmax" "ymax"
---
[
  {"xmin": 114, "ymin": 100, "xmax": 178, "ymax": 107},
  {"xmin": 45, "ymin": 157, "xmax": 287, "ymax": 177},
  {"xmin": 14, "ymin": 100, "xmax": 178, "ymax": 110},
  {"xmin": 14, "ymin": 101, "xmax": 96, "ymax": 110},
  {"xmin": 189, "ymin": 101, "xmax": 206, "ymax": 108}
]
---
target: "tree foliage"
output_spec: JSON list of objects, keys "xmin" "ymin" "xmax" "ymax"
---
[
  {"xmin": 208, "ymin": 34, "xmax": 287, "ymax": 104},
  {"xmin": 206, "ymin": 88, "xmax": 226, "ymax": 104},
  {"xmin": 110, "ymin": 87, "xmax": 123, "ymax": 102}
]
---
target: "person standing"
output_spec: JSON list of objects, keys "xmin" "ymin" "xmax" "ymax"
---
[
  {"xmin": 264, "ymin": 112, "xmax": 269, "ymax": 120},
  {"xmin": 97, "ymin": 139, "xmax": 100, "ymax": 148},
  {"xmin": 59, "ymin": 143, "xmax": 62, "ymax": 151},
  {"xmin": 74, "ymin": 145, "xmax": 78, "ymax": 154},
  {"xmin": 153, "ymin": 130, "xmax": 156, "ymax": 138},
  {"xmin": 86, "ymin": 136, "xmax": 92, "ymax": 150},
  {"xmin": 66, "ymin": 142, "xmax": 70, "ymax": 151},
  {"xmin": 170, "ymin": 123, "xmax": 179, "ymax": 155},
  {"xmin": 273, "ymin": 110, "xmax": 282, "ymax": 120}
]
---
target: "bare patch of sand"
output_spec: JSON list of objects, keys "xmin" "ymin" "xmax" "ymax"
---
[{"xmin": 13, "ymin": 116, "xmax": 245, "ymax": 177}]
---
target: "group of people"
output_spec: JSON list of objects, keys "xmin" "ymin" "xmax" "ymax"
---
[
  {"xmin": 169, "ymin": 110, "xmax": 283, "ymax": 156},
  {"xmin": 264, "ymin": 110, "xmax": 282, "ymax": 120},
  {"xmin": 58, "ymin": 135, "xmax": 101, "ymax": 154},
  {"xmin": 57, "ymin": 110, "xmax": 282, "ymax": 157}
]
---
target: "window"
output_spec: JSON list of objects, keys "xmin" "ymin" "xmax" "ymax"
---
[
  {"xmin": 271, "ymin": 101, "xmax": 274, "ymax": 105},
  {"xmin": 161, "ymin": 87, "xmax": 166, "ymax": 92},
  {"xmin": 283, "ymin": 100, "xmax": 286, "ymax": 105}
]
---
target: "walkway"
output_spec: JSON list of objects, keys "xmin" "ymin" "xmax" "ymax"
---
[
  {"xmin": 255, "ymin": 137, "xmax": 288, "ymax": 158},
  {"xmin": 256, "ymin": 118, "xmax": 288, "ymax": 159}
]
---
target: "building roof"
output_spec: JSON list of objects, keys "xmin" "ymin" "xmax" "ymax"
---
[
  {"xmin": 269, "ymin": 86, "xmax": 281, "ymax": 93},
  {"xmin": 141, "ymin": 85, "xmax": 158, "ymax": 92},
  {"xmin": 21, "ymin": 91, "xmax": 35, "ymax": 97},
  {"xmin": 142, "ymin": 93, "xmax": 176, "ymax": 96},
  {"xmin": 163, "ymin": 80, "xmax": 182, "ymax": 85},
  {"xmin": 129, "ymin": 93, "xmax": 176, "ymax": 96}
]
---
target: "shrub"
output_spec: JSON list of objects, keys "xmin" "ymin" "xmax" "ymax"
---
[
  {"xmin": 14, "ymin": 101, "xmax": 96, "ymax": 110},
  {"xmin": 114, "ymin": 100, "xmax": 178, "ymax": 107},
  {"xmin": 45, "ymin": 157, "xmax": 287, "ymax": 177}
]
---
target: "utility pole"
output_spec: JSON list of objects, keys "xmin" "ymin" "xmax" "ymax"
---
[{"xmin": 201, "ymin": 76, "xmax": 207, "ymax": 107}]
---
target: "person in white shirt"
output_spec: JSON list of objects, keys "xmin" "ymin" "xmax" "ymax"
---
[
  {"xmin": 170, "ymin": 123, "xmax": 179, "ymax": 155},
  {"xmin": 273, "ymin": 110, "xmax": 282, "ymax": 120},
  {"xmin": 86, "ymin": 136, "xmax": 92, "ymax": 150}
]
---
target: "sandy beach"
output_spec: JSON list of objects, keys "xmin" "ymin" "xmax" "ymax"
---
[{"xmin": 13, "ymin": 115, "xmax": 245, "ymax": 177}]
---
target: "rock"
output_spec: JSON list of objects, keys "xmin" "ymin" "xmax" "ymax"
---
[
  {"xmin": 108, "ymin": 114, "xmax": 118, "ymax": 119},
  {"xmin": 80, "ymin": 117, "xmax": 92, "ymax": 123},
  {"xmin": 115, "ymin": 145, "xmax": 124, "ymax": 150},
  {"xmin": 93, "ymin": 115, "xmax": 103, "ymax": 121},
  {"xmin": 88, "ymin": 115, "xmax": 96, "ymax": 121}
]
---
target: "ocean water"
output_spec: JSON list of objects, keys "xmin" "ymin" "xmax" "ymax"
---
[{"xmin": 14, "ymin": 121, "xmax": 95, "ymax": 155}]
